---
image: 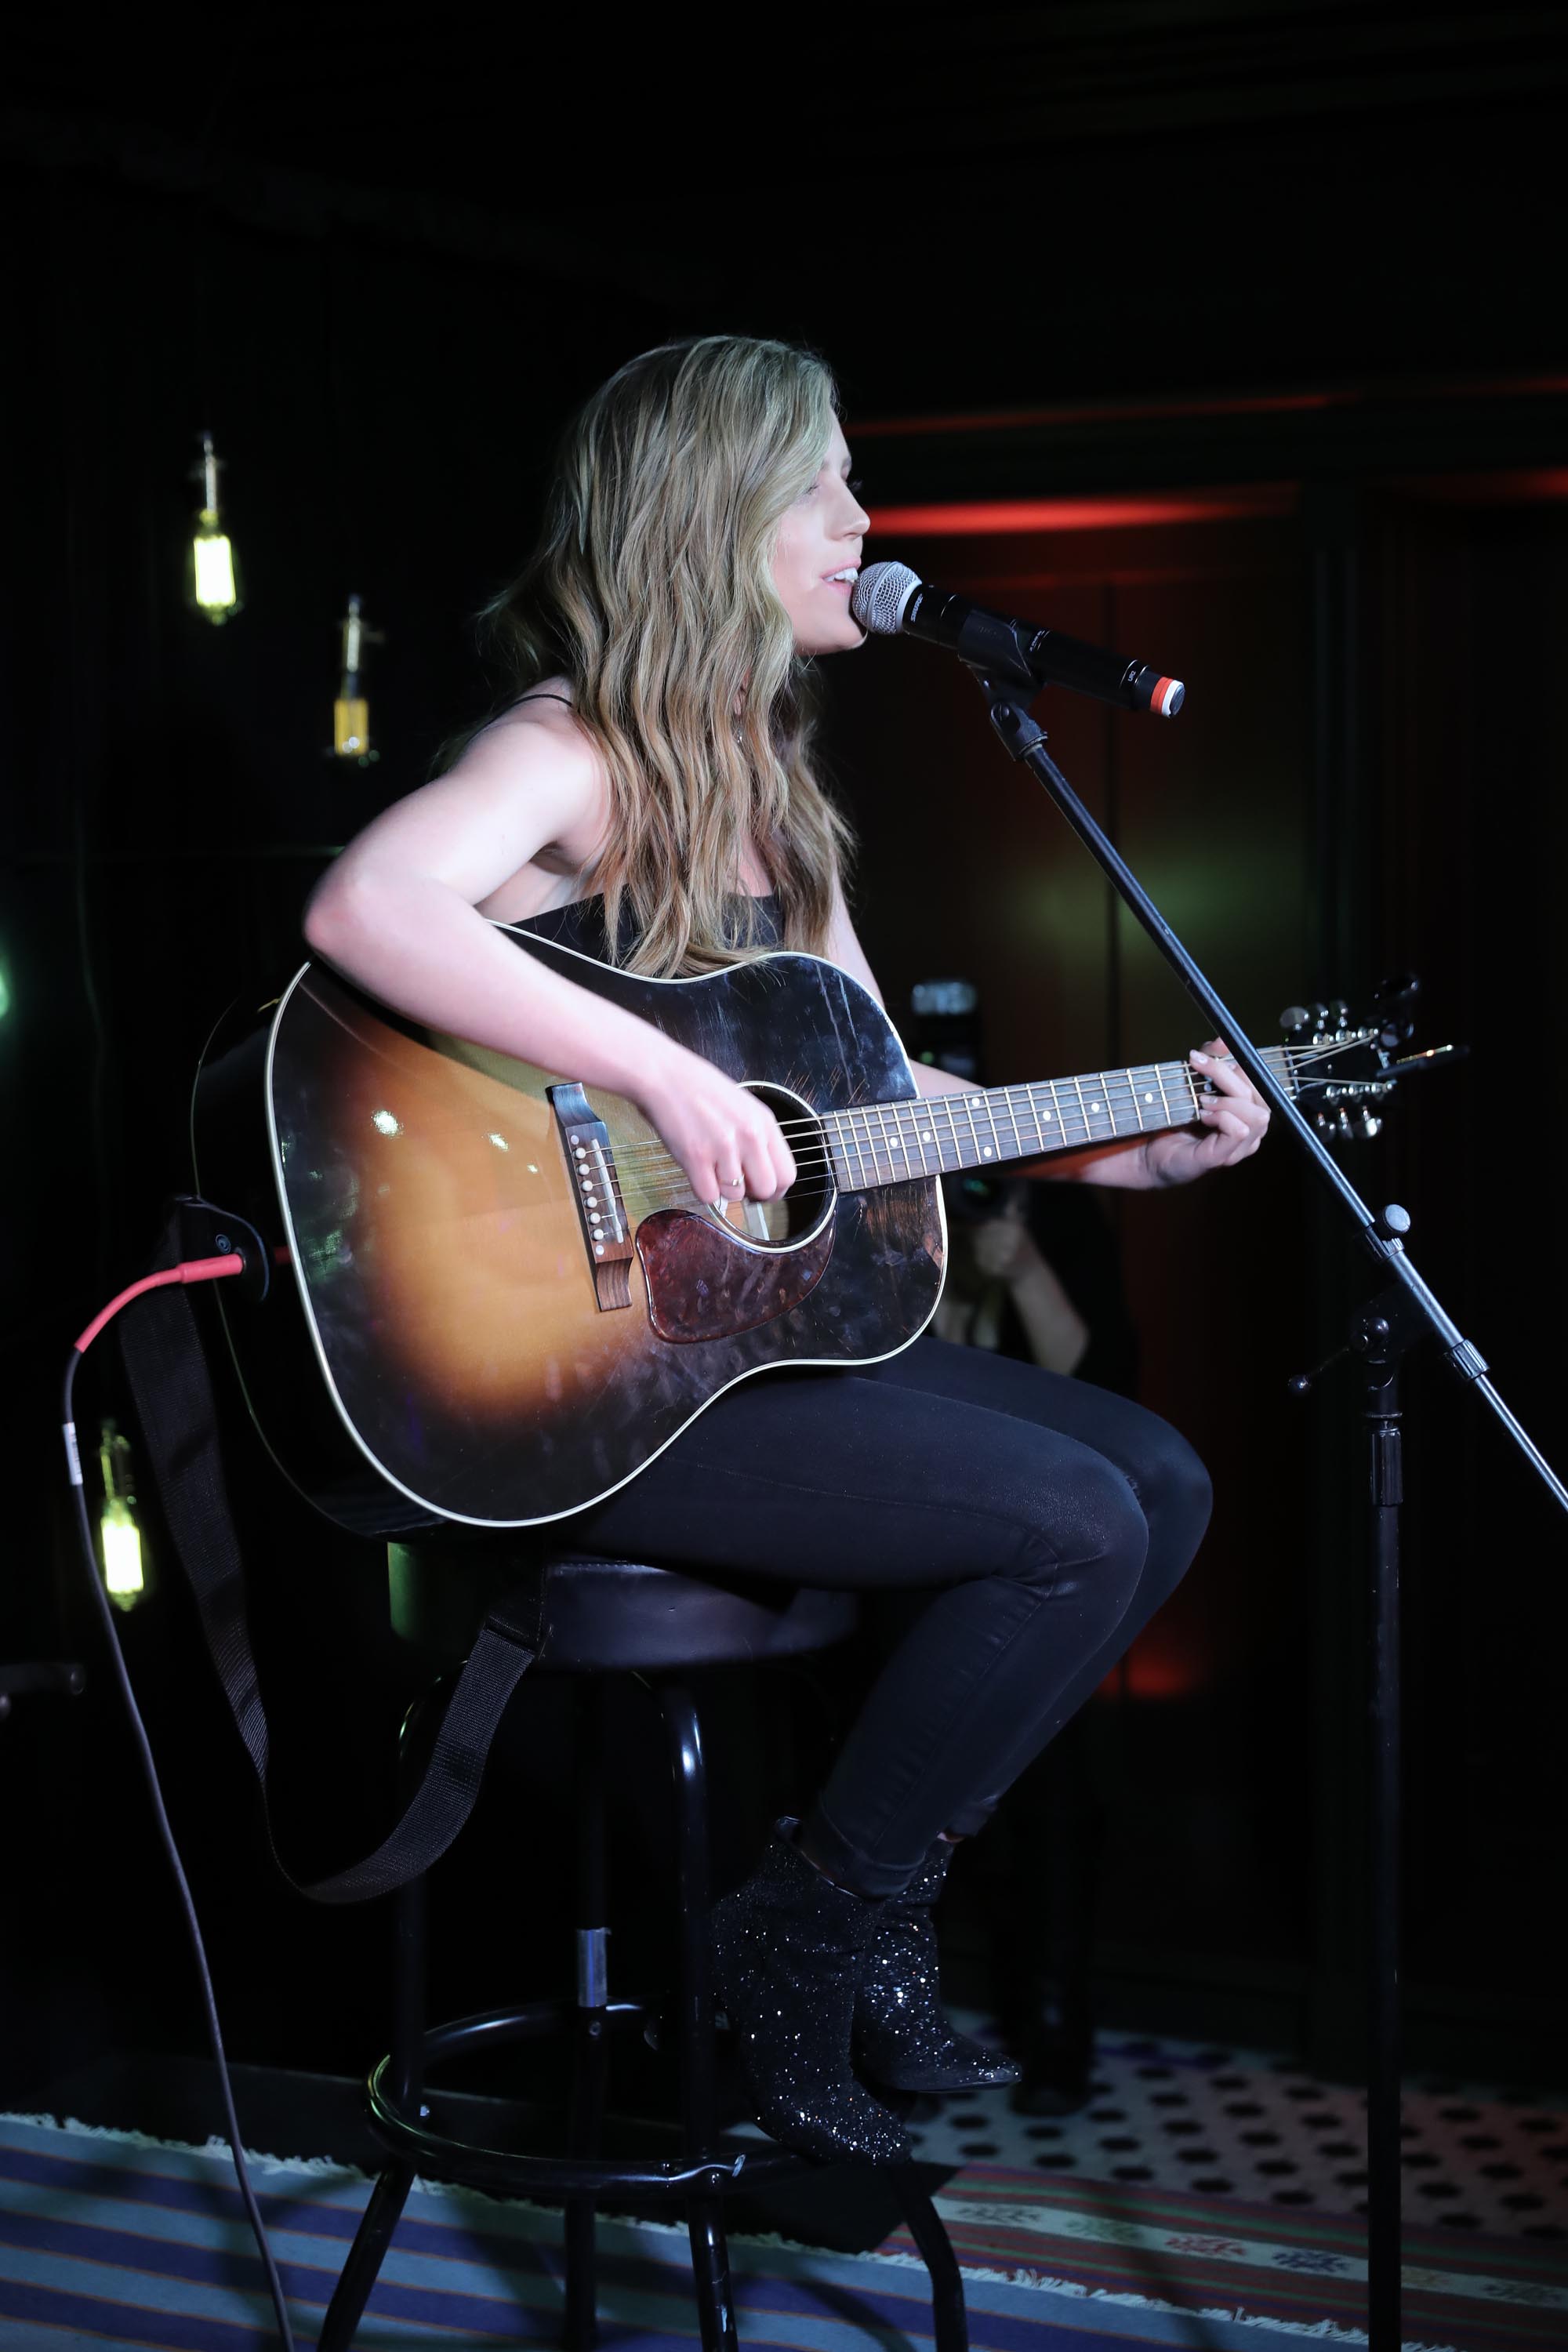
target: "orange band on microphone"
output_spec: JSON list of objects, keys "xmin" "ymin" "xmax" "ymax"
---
[{"xmin": 1152, "ymin": 676, "xmax": 1178, "ymax": 714}]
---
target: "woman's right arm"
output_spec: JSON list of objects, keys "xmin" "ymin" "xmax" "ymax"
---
[{"xmin": 302, "ymin": 713, "xmax": 796, "ymax": 1203}]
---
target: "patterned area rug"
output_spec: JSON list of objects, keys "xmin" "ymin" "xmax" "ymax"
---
[
  {"xmin": 2, "ymin": 2110, "xmax": 1564, "ymax": 2350},
  {"xmin": 903, "ymin": 2031, "xmax": 1568, "ymax": 2240},
  {"xmin": 887, "ymin": 2163, "xmax": 1568, "ymax": 2351}
]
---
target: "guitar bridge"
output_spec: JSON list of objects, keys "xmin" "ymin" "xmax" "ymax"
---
[{"xmin": 548, "ymin": 1083, "xmax": 634, "ymax": 1312}]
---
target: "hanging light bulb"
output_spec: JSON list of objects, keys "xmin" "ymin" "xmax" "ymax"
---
[
  {"xmin": 97, "ymin": 1420, "xmax": 149, "ymax": 1610},
  {"xmin": 187, "ymin": 431, "xmax": 242, "ymax": 624},
  {"xmin": 332, "ymin": 593, "xmax": 384, "ymax": 763}
]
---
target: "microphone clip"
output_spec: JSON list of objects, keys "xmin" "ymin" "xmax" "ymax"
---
[{"xmin": 967, "ymin": 666, "xmax": 1049, "ymax": 757}]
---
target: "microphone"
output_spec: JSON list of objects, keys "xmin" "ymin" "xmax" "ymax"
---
[{"xmin": 850, "ymin": 561, "xmax": 1185, "ymax": 717}]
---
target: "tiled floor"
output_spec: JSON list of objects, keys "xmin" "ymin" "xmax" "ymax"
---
[{"xmin": 902, "ymin": 2027, "xmax": 1568, "ymax": 2239}]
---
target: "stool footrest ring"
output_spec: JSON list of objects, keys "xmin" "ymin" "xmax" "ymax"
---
[{"xmin": 366, "ymin": 2008, "xmax": 811, "ymax": 2199}]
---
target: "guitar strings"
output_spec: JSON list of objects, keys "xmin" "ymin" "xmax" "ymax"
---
[
  {"xmin": 542, "ymin": 1040, "xmax": 1352, "ymax": 1210},
  {"xmin": 599, "ymin": 1041, "xmax": 1345, "ymax": 1166},
  {"xmin": 607, "ymin": 1080, "xmax": 1243, "ymax": 1166},
  {"xmin": 606, "ymin": 1094, "xmax": 1251, "ymax": 1183},
  {"xmin": 605, "ymin": 1074, "xmax": 1287, "ymax": 1174},
  {"xmin": 593, "ymin": 1094, "xmax": 1263, "ymax": 1198},
  {"xmin": 579, "ymin": 1075, "xmax": 1285, "ymax": 1209}
]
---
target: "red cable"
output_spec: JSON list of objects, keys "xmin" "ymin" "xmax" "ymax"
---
[{"xmin": 73, "ymin": 1254, "xmax": 245, "ymax": 1356}]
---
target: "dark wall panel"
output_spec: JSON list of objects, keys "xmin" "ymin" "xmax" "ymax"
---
[{"xmin": 826, "ymin": 513, "xmax": 1318, "ymax": 1985}]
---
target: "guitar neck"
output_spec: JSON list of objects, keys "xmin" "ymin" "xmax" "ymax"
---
[{"xmin": 823, "ymin": 1049, "xmax": 1293, "ymax": 1191}]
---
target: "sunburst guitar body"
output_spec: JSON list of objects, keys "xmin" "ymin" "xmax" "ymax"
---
[
  {"xmin": 193, "ymin": 930, "xmax": 944, "ymax": 1533},
  {"xmin": 194, "ymin": 922, "xmax": 1411, "ymax": 1534}
]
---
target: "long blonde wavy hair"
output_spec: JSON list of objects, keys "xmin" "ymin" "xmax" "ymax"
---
[{"xmin": 459, "ymin": 335, "xmax": 855, "ymax": 976}]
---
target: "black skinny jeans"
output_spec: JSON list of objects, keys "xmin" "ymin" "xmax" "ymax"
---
[{"xmin": 567, "ymin": 1334, "xmax": 1212, "ymax": 1897}]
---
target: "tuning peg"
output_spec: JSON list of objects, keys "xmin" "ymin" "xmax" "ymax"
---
[
  {"xmin": 1373, "ymin": 971, "xmax": 1420, "ymax": 1047},
  {"xmin": 1308, "ymin": 1002, "xmax": 1330, "ymax": 1028},
  {"xmin": 1359, "ymin": 1111, "xmax": 1382, "ymax": 1140},
  {"xmin": 1279, "ymin": 1004, "xmax": 1311, "ymax": 1037},
  {"xmin": 1330, "ymin": 1000, "xmax": 1350, "ymax": 1029}
]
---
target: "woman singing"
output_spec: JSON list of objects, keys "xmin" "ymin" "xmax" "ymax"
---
[{"xmin": 303, "ymin": 335, "xmax": 1268, "ymax": 2166}]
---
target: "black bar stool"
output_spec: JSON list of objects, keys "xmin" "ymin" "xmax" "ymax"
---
[{"xmin": 318, "ymin": 1546, "xmax": 968, "ymax": 2352}]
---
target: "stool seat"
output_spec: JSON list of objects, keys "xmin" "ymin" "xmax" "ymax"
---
[{"xmin": 390, "ymin": 1543, "xmax": 859, "ymax": 1673}]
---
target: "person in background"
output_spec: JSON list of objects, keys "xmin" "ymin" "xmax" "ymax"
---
[{"xmin": 935, "ymin": 1179, "xmax": 1089, "ymax": 1372}]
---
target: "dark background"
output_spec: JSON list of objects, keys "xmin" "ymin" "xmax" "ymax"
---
[{"xmin": 3, "ymin": 5, "xmax": 1566, "ymax": 2130}]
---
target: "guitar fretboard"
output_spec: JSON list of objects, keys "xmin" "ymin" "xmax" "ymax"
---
[{"xmin": 823, "ymin": 1052, "xmax": 1290, "ymax": 1190}]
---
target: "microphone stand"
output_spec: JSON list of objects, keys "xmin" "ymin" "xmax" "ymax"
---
[{"xmin": 968, "ymin": 668, "xmax": 1568, "ymax": 2352}]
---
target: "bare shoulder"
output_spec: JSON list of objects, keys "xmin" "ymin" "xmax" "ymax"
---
[
  {"xmin": 316, "ymin": 679, "xmax": 611, "ymax": 916},
  {"xmin": 451, "ymin": 680, "xmax": 606, "ymax": 813}
]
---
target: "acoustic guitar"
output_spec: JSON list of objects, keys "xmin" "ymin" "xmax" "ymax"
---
[{"xmin": 192, "ymin": 927, "xmax": 1407, "ymax": 1534}]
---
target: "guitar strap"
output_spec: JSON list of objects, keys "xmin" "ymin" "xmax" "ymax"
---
[{"xmin": 116, "ymin": 1203, "xmax": 546, "ymax": 1906}]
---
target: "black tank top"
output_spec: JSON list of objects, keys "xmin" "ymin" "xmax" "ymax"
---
[{"xmin": 515, "ymin": 891, "xmax": 782, "ymax": 964}]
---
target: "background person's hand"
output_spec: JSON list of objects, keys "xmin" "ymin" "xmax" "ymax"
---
[{"xmin": 971, "ymin": 1196, "xmax": 1047, "ymax": 1283}]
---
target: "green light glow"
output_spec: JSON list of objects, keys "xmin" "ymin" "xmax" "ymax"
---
[
  {"xmin": 102, "ymin": 1504, "xmax": 145, "ymax": 1606},
  {"xmin": 193, "ymin": 528, "xmax": 237, "ymax": 608},
  {"xmin": 98, "ymin": 1419, "xmax": 146, "ymax": 1609}
]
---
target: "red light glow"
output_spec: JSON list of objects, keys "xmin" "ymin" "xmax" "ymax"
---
[
  {"xmin": 1388, "ymin": 469, "xmax": 1568, "ymax": 506},
  {"xmin": 852, "ymin": 374, "xmax": 1568, "ymax": 442},
  {"xmin": 867, "ymin": 485, "xmax": 1298, "ymax": 537},
  {"xmin": 1098, "ymin": 1642, "xmax": 1207, "ymax": 1702},
  {"xmin": 856, "ymin": 392, "xmax": 1341, "ymax": 438}
]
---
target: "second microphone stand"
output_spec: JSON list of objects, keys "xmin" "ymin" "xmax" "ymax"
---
[{"xmin": 967, "ymin": 666, "xmax": 1568, "ymax": 2352}]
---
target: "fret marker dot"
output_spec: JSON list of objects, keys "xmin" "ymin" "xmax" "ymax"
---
[
  {"xmin": 1044, "ymin": 1110, "xmax": 1052, "ymax": 1120},
  {"xmin": 982, "ymin": 1146, "xmax": 993, "ymax": 1157},
  {"xmin": 1145, "ymin": 1092, "xmax": 1154, "ymax": 1103},
  {"xmin": 1091, "ymin": 1102, "xmax": 1102, "ymax": 1113}
]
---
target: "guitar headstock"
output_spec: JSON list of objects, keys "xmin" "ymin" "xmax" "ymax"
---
[{"xmin": 1276, "ymin": 975, "xmax": 1461, "ymax": 1142}]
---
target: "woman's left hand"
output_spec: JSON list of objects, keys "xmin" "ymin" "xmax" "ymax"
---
[{"xmin": 1142, "ymin": 1040, "xmax": 1270, "ymax": 1187}]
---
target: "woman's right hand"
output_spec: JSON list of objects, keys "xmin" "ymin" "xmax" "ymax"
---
[{"xmin": 633, "ymin": 1045, "xmax": 797, "ymax": 1207}]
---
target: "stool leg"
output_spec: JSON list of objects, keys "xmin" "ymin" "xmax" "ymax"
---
[
  {"xmin": 318, "ymin": 2162, "xmax": 416, "ymax": 2352},
  {"xmin": 320, "ymin": 1870, "xmax": 428, "ymax": 2349},
  {"xmin": 687, "ymin": 2203, "xmax": 738, "ymax": 2352},
  {"xmin": 891, "ymin": 2167, "xmax": 968, "ymax": 2352},
  {"xmin": 321, "ymin": 1690, "xmax": 441, "ymax": 2351},
  {"xmin": 657, "ymin": 1682, "xmax": 739, "ymax": 2352},
  {"xmin": 564, "ymin": 1679, "xmax": 611, "ymax": 2352}
]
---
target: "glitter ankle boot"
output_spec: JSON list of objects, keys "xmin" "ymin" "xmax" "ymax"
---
[
  {"xmin": 854, "ymin": 1841, "xmax": 1021, "ymax": 2093},
  {"xmin": 711, "ymin": 1820, "xmax": 912, "ymax": 2165}
]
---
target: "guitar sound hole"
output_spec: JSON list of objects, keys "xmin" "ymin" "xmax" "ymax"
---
[{"xmin": 713, "ymin": 1083, "xmax": 833, "ymax": 1249}]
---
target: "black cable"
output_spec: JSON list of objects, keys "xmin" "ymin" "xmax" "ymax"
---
[{"xmin": 62, "ymin": 1346, "xmax": 297, "ymax": 2352}]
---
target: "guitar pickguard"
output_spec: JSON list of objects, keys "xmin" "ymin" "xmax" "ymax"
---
[{"xmin": 634, "ymin": 1209, "xmax": 835, "ymax": 1343}]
